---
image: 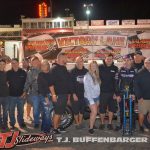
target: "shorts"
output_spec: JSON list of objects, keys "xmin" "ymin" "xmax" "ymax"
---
[
  {"xmin": 99, "ymin": 92, "xmax": 116, "ymax": 114},
  {"xmin": 53, "ymin": 94, "xmax": 68, "ymax": 115},
  {"xmin": 138, "ymin": 100, "xmax": 150, "ymax": 115},
  {"xmin": 71, "ymin": 97, "xmax": 86, "ymax": 115},
  {"xmin": 85, "ymin": 96, "xmax": 100, "ymax": 106}
]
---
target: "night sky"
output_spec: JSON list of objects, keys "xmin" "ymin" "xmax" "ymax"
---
[{"xmin": 0, "ymin": 0, "xmax": 150, "ymax": 24}]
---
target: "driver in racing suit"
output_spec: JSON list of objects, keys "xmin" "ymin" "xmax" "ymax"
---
[{"xmin": 115, "ymin": 54, "xmax": 136, "ymax": 131}]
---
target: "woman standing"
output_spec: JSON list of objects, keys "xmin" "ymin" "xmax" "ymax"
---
[
  {"xmin": 37, "ymin": 60, "xmax": 52, "ymax": 133},
  {"xmin": 84, "ymin": 61, "xmax": 101, "ymax": 134}
]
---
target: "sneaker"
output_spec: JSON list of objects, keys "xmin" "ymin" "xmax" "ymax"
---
[
  {"xmin": 10, "ymin": 126, "xmax": 17, "ymax": 131},
  {"xmin": 107, "ymin": 124, "xmax": 113, "ymax": 130},
  {"xmin": 139, "ymin": 126, "xmax": 144, "ymax": 133},
  {"xmin": 20, "ymin": 123, "xmax": 26, "ymax": 128},
  {"xmin": 89, "ymin": 125, "xmax": 98, "ymax": 130},
  {"xmin": 144, "ymin": 128, "xmax": 149, "ymax": 132},
  {"xmin": 52, "ymin": 129, "xmax": 61, "ymax": 136},
  {"xmin": 89, "ymin": 129, "xmax": 94, "ymax": 135},
  {"xmin": 34, "ymin": 124, "xmax": 40, "ymax": 129},
  {"xmin": 58, "ymin": 128, "xmax": 66, "ymax": 133},
  {"xmin": 99, "ymin": 124, "xmax": 105, "ymax": 130}
]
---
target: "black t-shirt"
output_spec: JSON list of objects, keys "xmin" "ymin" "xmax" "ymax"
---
[
  {"xmin": 99, "ymin": 62, "xmax": 118, "ymax": 93},
  {"xmin": 49, "ymin": 64, "xmax": 71, "ymax": 95},
  {"xmin": 70, "ymin": 66, "xmax": 88, "ymax": 99},
  {"xmin": 37, "ymin": 72, "xmax": 51, "ymax": 97},
  {"xmin": 0, "ymin": 71, "xmax": 9, "ymax": 97},
  {"xmin": 7, "ymin": 69, "xmax": 27, "ymax": 97}
]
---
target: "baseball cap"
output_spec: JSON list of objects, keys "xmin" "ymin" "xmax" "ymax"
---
[
  {"xmin": 134, "ymin": 51, "xmax": 143, "ymax": 55},
  {"xmin": 122, "ymin": 54, "xmax": 133, "ymax": 60},
  {"xmin": 144, "ymin": 57, "xmax": 150, "ymax": 63}
]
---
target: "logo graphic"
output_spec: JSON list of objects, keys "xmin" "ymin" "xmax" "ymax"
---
[{"xmin": 0, "ymin": 131, "xmax": 53, "ymax": 149}]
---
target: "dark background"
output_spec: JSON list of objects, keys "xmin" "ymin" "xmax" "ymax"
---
[{"xmin": 0, "ymin": 0, "xmax": 150, "ymax": 24}]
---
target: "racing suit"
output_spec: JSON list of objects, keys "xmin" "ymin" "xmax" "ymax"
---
[{"xmin": 115, "ymin": 67, "xmax": 136, "ymax": 129}]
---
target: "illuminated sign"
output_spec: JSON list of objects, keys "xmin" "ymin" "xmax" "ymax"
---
[{"xmin": 38, "ymin": 2, "xmax": 48, "ymax": 18}]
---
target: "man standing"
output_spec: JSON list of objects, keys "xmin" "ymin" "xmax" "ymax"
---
[
  {"xmin": 99, "ymin": 53, "xmax": 118, "ymax": 130},
  {"xmin": 70, "ymin": 56, "xmax": 88, "ymax": 129},
  {"xmin": 134, "ymin": 57, "xmax": 150, "ymax": 132},
  {"xmin": 0, "ymin": 59, "xmax": 9, "ymax": 131},
  {"xmin": 50, "ymin": 52, "xmax": 72, "ymax": 135},
  {"xmin": 115, "ymin": 55, "xmax": 136, "ymax": 131},
  {"xmin": 22, "ymin": 58, "xmax": 32, "ymax": 121},
  {"xmin": 23, "ymin": 56, "xmax": 41, "ymax": 128},
  {"xmin": 7, "ymin": 58, "xmax": 27, "ymax": 130}
]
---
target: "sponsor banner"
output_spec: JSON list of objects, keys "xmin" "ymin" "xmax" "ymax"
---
[
  {"xmin": 91, "ymin": 20, "xmax": 104, "ymax": 26},
  {"xmin": 24, "ymin": 39, "xmax": 56, "ymax": 51},
  {"xmin": 106, "ymin": 20, "xmax": 119, "ymax": 26},
  {"xmin": 137, "ymin": 19, "xmax": 150, "ymax": 25},
  {"xmin": 56, "ymin": 35, "xmax": 127, "ymax": 48},
  {"xmin": 122, "ymin": 20, "xmax": 135, "ymax": 25},
  {"xmin": 76, "ymin": 21, "xmax": 88, "ymax": 26},
  {"xmin": 61, "ymin": 46, "xmax": 122, "ymax": 61},
  {"xmin": 129, "ymin": 39, "xmax": 150, "ymax": 49},
  {"xmin": 22, "ymin": 29, "xmax": 150, "ymax": 61}
]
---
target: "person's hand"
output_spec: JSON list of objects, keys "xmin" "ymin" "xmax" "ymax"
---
[
  {"xmin": 116, "ymin": 96, "xmax": 121, "ymax": 103},
  {"xmin": 73, "ymin": 94, "xmax": 78, "ymax": 101},
  {"xmin": 113, "ymin": 94, "xmax": 116, "ymax": 100},
  {"xmin": 20, "ymin": 92, "xmax": 26, "ymax": 99},
  {"xmin": 45, "ymin": 97, "xmax": 50, "ymax": 105},
  {"xmin": 139, "ymin": 98, "xmax": 144, "ymax": 104},
  {"xmin": 67, "ymin": 99, "xmax": 71, "ymax": 106},
  {"xmin": 67, "ymin": 95, "xmax": 71, "ymax": 106},
  {"xmin": 130, "ymin": 94, "xmax": 136, "ymax": 101},
  {"xmin": 52, "ymin": 95, "xmax": 57, "ymax": 102}
]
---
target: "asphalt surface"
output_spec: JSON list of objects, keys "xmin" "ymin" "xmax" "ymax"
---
[{"xmin": 2, "ymin": 105, "xmax": 150, "ymax": 150}]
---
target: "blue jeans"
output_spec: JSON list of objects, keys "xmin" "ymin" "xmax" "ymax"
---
[
  {"xmin": 30, "ymin": 95, "xmax": 40, "ymax": 125},
  {"xmin": 40, "ymin": 95, "xmax": 52, "ymax": 133},
  {"xmin": 0, "ymin": 97, "xmax": 9, "ymax": 126},
  {"xmin": 9, "ymin": 97, "xmax": 25, "ymax": 126}
]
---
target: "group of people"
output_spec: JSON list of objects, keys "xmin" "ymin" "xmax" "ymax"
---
[{"xmin": 0, "ymin": 51, "xmax": 150, "ymax": 135}]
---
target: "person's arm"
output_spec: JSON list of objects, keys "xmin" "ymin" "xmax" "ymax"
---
[
  {"xmin": 23, "ymin": 71, "xmax": 31, "ymax": 92},
  {"xmin": 83, "ymin": 74, "xmax": 94, "ymax": 101},
  {"xmin": 6, "ymin": 71, "xmax": 10, "ymax": 86},
  {"xmin": 69, "ymin": 70, "xmax": 78, "ymax": 101},
  {"xmin": 134, "ymin": 74, "xmax": 143, "ymax": 100},
  {"xmin": 114, "ymin": 70, "xmax": 121, "ymax": 102},
  {"xmin": 115, "ymin": 70, "xmax": 121, "ymax": 96},
  {"xmin": 21, "ymin": 71, "xmax": 32, "ymax": 98},
  {"xmin": 49, "ymin": 68, "xmax": 57, "ymax": 102},
  {"xmin": 49, "ymin": 85, "xmax": 57, "ymax": 102}
]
